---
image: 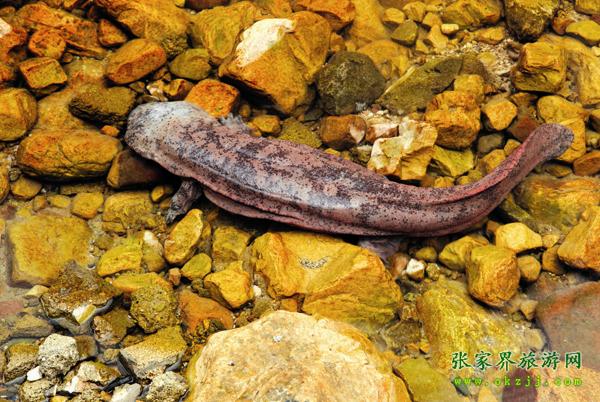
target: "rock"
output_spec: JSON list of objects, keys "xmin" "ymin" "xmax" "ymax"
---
[
  {"xmin": 204, "ymin": 261, "xmax": 254, "ymax": 309},
  {"xmin": 512, "ymin": 42, "xmax": 566, "ymax": 93},
  {"xmin": 438, "ymin": 234, "xmax": 489, "ymax": 271},
  {"xmin": 28, "ymin": 28, "xmax": 66, "ymax": 60},
  {"xmin": 97, "ymin": 236, "xmax": 144, "ymax": 276},
  {"xmin": 102, "ymin": 192, "xmax": 158, "ymax": 234},
  {"xmin": 368, "ymin": 118, "xmax": 438, "ymax": 181},
  {"xmin": 10, "ymin": 176, "xmax": 43, "ymax": 200},
  {"xmin": 185, "ymin": 79, "xmax": 240, "ymax": 118},
  {"xmin": 510, "ymin": 175, "xmax": 600, "ymax": 233},
  {"xmin": 178, "ymin": 289, "xmax": 234, "ymax": 335},
  {"xmin": 396, "ymin": 357, "xmax": 464, "ymax": 402},
  {"xmin": 575, "ymin": 0, "xmax": 600, "ymax": 14},
  {"xmin": 18, "ymin": 379, "xmax": 55, "ymax": 402},
  {"xmin": 425, "ymin": 25, "xmax": 449, "ymax": 51},
  {"xmin": 130, "ymin": 285, "xmax": 178, "ymax": 333},
  {"xmin": 220, "ymin": 13, "xmax": 330, "ymax": 115},
  {"xmin": 518, "ymin": 255, "xmax": 541, "ymax": 283},
  {"xmin": 251, "ymin": 115, "xmax": 281, "ymax": 135},
  {"xmin": 557, "ymin": 206, "xmax": 600, "ymax": 272},
  {"xmin": 119, "ymin": 326, "xmax": 186, "ymax": 379},
  {"xmin": 185, "ymin": 311, "xmax": 409, "ymax": 401},
  {"xmin": 495, "ymin": 222, "xmax": 543, "ymax": 253},
  {"xmin": 382, "ymin": 7, "xmax": 405, "ymax": 26},
  {"xmin": 71, "ymin": 192, "xmax": 104, "ymax": 219},
  {"xmin": 37, "ymin": 334, "xmax": 79, "ymax": 379},
  {"xmin": 0, "ymin": 165, "xmax": 8, "ymax": 203},
  {"xmin": 566, "ymin": 19, "xmax": 600, "ymax": 46},
  {"xmin": 317, "ymin": 51, "xmax": 385, "ymax": 115},
  {"xmin": 574, "ymin": 151, "xmax": 600, "ymax": 176},
  {"xmin": 466, "ymin": 245, "xmax": 519, "ymax": 307},
  {"xmin": 7, "ymin": 215, "xmax": 92, "ymax": 286},
  {"xmin": 94, "ymin": 0, "xmax": 190, "ymax": 57},
  {"xmin": 278, "ymin": 118, "xmax": 322, "ymax": 148},
  {"xmin": 40, "ymin": 263, "xmax": 121, "ymax": 334},
  {"xmin": 536, "ymin": 281, "xmax": 600, "ymax": 371},
  {"xmin": 92, "ymin": 308, "xmax": 135, "ymax": 347},
  {"xmin": 181, "ymin": 253, "xmax": 212, "ymax": 280},
  {"xmin": 16, "ymin": 2, "xmax": 105, "ymax": 57},
  {"xmin": 379, "ymin": 56, "xmax": 463, "ymax": 114},
  {"xmin": 17, "ymin": 129, "xmax": 122, "ymax": 180},
  {"xmin": 479, "ymin": 148, "xmax": 507, "ymax": 174},
  {"xmin": 357, "ymin": 39, "xmax": 409, "ymax": 79},
  {"xmin": 391, "ymin": 20, "xmax": 418, "ymax": 46},
  {"xmin": 169, "ymin": 48, "xmax": 211, "ymax": 81},
  {"xmin": 250, "ymin": 232, "xmax": 403, "ymax": 332},
  {"xmin": 97, "ymin": 18, "xmax": 128, "ymax": 47},
  {"xmin": 539, "ymin": 34, "xmax": 600, "ymax": 107},
  {"xmin": 417, "ymin": 278, "xmax": 534, "ymax": 372},
  {"xmin": 441, "ymin": 0, "xmax": 502, "ymax": 28},
  {"xmin": 347, "ymin": 0, "xmax": 389, "ymax": 47},
  {"xmin": 10, "ymin": 314, "xmax": 53, "ymax": 339},
  {"xmin": 164, "ymin": 209, "xmax": 204, "ymax": 266},
  {"xmin": 111, "ymin": 383, "xmax": 142, "ymax": 402},
  {"xmin": 475, "ymin": 25, "xmax": 505, "ymax": 43},
  {"xmin": 146, "ymin": 372, "xmax": 188, "ymax": 402},
  {"xmin": 430, "ymin": 146, "xmax": 475, "ymax": 177},
  {"xmin": 293, "ymin": 0, "xmax": 356, "ymax": 31},
  {"xmin": 190, "ymin": 2, "xmax": 259, "ymax": 65},
  {"xmin": 110, "ymin": 272, "xmax": 171, "ymax": 294},
  {"xmin": 19, "ymin": 57, "xmax": 67, "ymax": 94},
  {"xmin": 69, "ymin": 84, "xmax": 136, "ymax": 127},
  {"xmin": 482, "ymin": 97, "xmax": 517, "ymax": 131},
  {"xmin": 536, "ymin": 95, "xmax": 588, "ymax": 124},
  {"xmin": 105, "ymin": 39, "xmax": 167, "ymax": 84},
  {"xmin": 211, "ymin": 226, "xmax": 252, "ymax": 270},
  {"xmin": 504, "ymin": 0, "xmax": 559, "ymax": 40},
  {"xmin": 4, "ymin": 342, "xmax": 38, "ymax": 382},
  {"xmin": 425, "ymin": 91, "xmax": 481, "ymax": 150},
  {"xmin": 107, "ymin": 148, "xmax": 169, "ymax": 189},
  {"xmin": 69, "ymin": 361, "xmax": 120, "ymax": 388},
  {"xmin": 453, "ymin": 74, "xmax": 484, "ymax": 104},
  {"xmin": 0, "ymin": 88, "xmax": 37, "ymax": 142},
  {"xmin": 319, "ymin": 115, "xmax": 366, "ymax": 150}
]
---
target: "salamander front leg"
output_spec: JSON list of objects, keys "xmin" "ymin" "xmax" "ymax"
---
[{"xmin": 166, "ymin": 179, "xmax": 203, "ymax": 224}]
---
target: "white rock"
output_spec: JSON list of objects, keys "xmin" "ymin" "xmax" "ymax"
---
[
  {"xmin": 235, "ymin": 19, "xmax": 295, "ymax": 67},
  {"xmin": 37, "ymin": 334, "xmax": 79, "ymax": 379},
  {"xmin": 111, "ymin": 383, "xmax": 142, "ymax": 402},
  {"xmin": 406, "ymin": 259, "xmax": 426, "ymax": 281}
]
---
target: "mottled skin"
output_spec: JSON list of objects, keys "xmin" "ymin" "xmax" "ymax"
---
[{"xmin": 125, "ymin": 101, "xmax": 574, "ymax": 236}]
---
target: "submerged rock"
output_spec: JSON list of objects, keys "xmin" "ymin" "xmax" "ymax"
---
[
  {"xmin": 185, "ymin": 311, "xmax": 410, "ymax": 401},
  {"xmin": 558, "ymin": 206, "xmax": 600, "ymax": 272},
  {"xmin": 0, "ymin": 88, "xmax": 37, "ymax": 142},
  {"xmin": 504, "ymin": 0, "xmax": 559, "ymax": 40},
  {"xmin": 250, "ymin": 232, "xmax": 403, "ymax": 332}
]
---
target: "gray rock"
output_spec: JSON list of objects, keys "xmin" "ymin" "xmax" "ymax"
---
[
  {"xmin": 37, "ymin": 334, "xmax": 80, "ymax": 379},
  {"xmin": 146, "ymin": 371, "xmax": 188, "ymax": 402},
  {"xmin": 18, "ymin": 378, "xmax": 55, "ymax": 402},
  {"xmin": 110, "ymin": 383, "xmax": 142, "ymax": 402},
  {"xmin": 316, "ymin": 52, "xmax": 386, "ymax": 115}
]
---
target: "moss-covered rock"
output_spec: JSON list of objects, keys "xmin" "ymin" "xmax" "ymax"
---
[
  {"xmin": 504, "ymin": 0, "xmax": 559, "ymax": 40},
  {"xmin": 69, "ymin": 84, "xmax": 136, "ymax": 127},
  {"xmin": 0, "ymin": 88, "xmax": 37, "ymax": 142}
]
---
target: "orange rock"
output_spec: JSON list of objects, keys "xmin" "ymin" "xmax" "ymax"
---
[
  {"xmin": 18, "ymin": 57, "xmax": 67, "ymax": 92},
  {"xmin": 319, "ymin": 115, "xmax": 366, "ymax": 150},
  {"xmin": 0, "ymin": 19, "xmax": 28, "ymax": 64},
  {"xmin": 574, "ymin": 151, "xmax": 600, "ymax": 176},
  {"xmin": 185, "ymin": 79, "xmax": 240, "ymax": 118},
  {"xmin": 16, "ymin": 2, "xmax": 105, "ymax": 58},
  {"xmin": 97, "ymin": 18, "xmax": 128, "ymax": 48},
  {"xmin": 28, "ymin": 29, "xmax": 66, "ymax": 60},
  {"xmin": 178, "ymin": 289, "xmax": 234, "ymax": 333},
  {"xmin": 293, "ymin": 0, "xmax": 356, "ymax": 31},
  {"xmin": 425, "ymin": 91, "xmax": 481, "ymax": 150},
  {"xmin": 105, "ymin": 39, "xmax": 167, "ymax": 84}
]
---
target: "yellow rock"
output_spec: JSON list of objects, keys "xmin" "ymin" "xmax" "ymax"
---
[
  {"xmin": 102, "ymin": 192, "xmax": 158, "ymax": 234},
  {"xmin": 204, "ymin": 260, "xmax": 254, "ymax": 309},
  {"xmin": 211, "ymin": 226, "xmax": 252, "ymax": 270},
  {"xmin": 319, "ymin": 115, "xmax": 366, "ymax": 150},
  {"xmin": 348, "ymin": 0, "xmax": 389, "ymax": 47},
  {"xmin": 47, "ymin": 194, "xmax": 70, "ymax": 209},
  {"xmin": 466, "ymin": 245, "xmax": 520, "ymax": 307},
  {"xmin": 402, "ymin": 1, "xmax": 426, "ymax": 22},
  {"xmin": 439, "ymin": 234, "xmax": 489, "ymax": 271},
  {"xmin": 425, "ymin": 25, "xmax": 448, "ymax": 51},
  {"xmin": 368, "ymin": 119, "xmax": 438, "ymax": 181},
  {"xmin": 574, "ymin": 151, "xmax": 600, "ymax": 176},
  {"xmin": 482, "ymin": 97, "xmax": 518, "ymax": 131},
  {"xmin": 441, "ymin": 0, "xmax": 502, "ymax": 28},
  {"xmin": 554, "ymin": 118, "xmax": 586, "ymax": 163},
  {"xmin": 536, "ymin": 95, "xmax": 588, "ymax": 124},
  {"xmin": 105, "ymin": 38, "xmax": 167, "ymax": 84},
  {"xmin": 294, "ymin": 0, "xmax": 356, "ymax": 31},
  {"xmin": 97, "ymin": 236, "xmax": 143, "ymax": 277},
  {"xmin": 71, "ymin": 192, "xmax": 104, "ymax": 219},
  {"xmin": 178, "ymin": 289, "xmax": 234, "ymax": 334},
  {"xmin": 542, "ymin": 245, "xmax": 567, "ymax": 274},
  {"xmin": 566, "ymin": 19, "xmax": 600, "ymax": 46},
  {"xmin": 495, "ymin": 222, "xmax": 543, "ymax": 253},
  {"xmin": 251, "ymin": 115, "xmax": 281, "ymax": 135},
  {"xmin": 250, "ymin": 232, "xmax": 403, "ymax": 332},
  {"xmin": 110, "ymin": 272, "xmax": 171, "ymax": 294},
  {"xmin": 575, "ymin": 0, "xmax": 600, "ymax": 14},
  {"xmin": 382, "ymin": 8, "xmax": 405, "ymax": 26},
  {"xmin": 512, "ymin": 41, "xmax": 566, "ymax": 93},
  {"xmin": 454, "ymin": 74, "xmax": 485, "ymax": 103},
  {"xmin": 219, "ymin": 12, "xmax": 330, "ymax": 115},
  {"xmin": 164, "ymin": 209, "xmax": 204, "ymax": 266},
  {"xmin": 357, "ymin": 40, "xmax": 409, "ymax": 80},
  {"xmin": 16, "ymin": 129, "xmax": 122, "ymax": 180},
  {"xmin": 478, "ymin": 149, "xmax": 506, "ymax": 174},
  {"xmin": 425, "ymin": 91, "xmax": 481, "ymax": 150},
  {"xmin": 430, "ymin": 145, "xmax": 475, "ymax": 177},
  {"xmin": 475, "ymin": 26, "xmax": 506, "ymax": 44},
  {"xmin": 181, "ymin": 253, "xmax": 212, "ymax": 280},
  {"xmin": 7, "ymin": 215, "xmax": 92, "ymax": 286},
  {"xmin": 396, "ymin": 357, "xmax": 465, "ymax": 402},
  {"xmin": 0, "ymin": 165, "xmax": 8, "ymax": 203},
  {"xmin": 0, "ymin": 88, "xmax": 37, "ymax": 141},
  {"xmin": 517, "ymin": 255, "xmax": 541, "ymax": 283},
  {"xmin": 557, "ymin": 206, "xmax": 600, "ymax": 272},
  {"xmin": 10, "ymin": 176, "xmax": 42, "ymax": 200},
  {"xmin": 185, "ymin": 79, "xmax": 240, "ymax": 118}
]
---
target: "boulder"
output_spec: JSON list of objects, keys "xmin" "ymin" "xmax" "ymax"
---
[{"xmin": 504, "ymin": 0, "xmax": 560, "ymax": 40}]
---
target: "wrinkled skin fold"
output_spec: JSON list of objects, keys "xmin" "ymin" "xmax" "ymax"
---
[{"xmin": 125, "ymin": 101, "xmax": 574, "ymax": 236}]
